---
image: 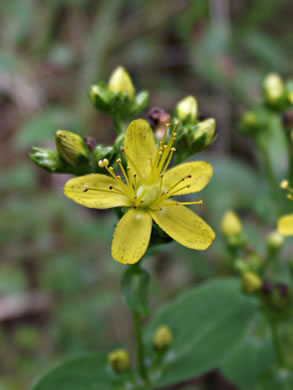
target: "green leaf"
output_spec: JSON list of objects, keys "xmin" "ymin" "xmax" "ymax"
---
[
  {"xmin": 147, "ymin": 279, "xmax": 257, "ymax": 387},
  {"xmin": 221, "ymin": 314, "xmax": 274, "ymax": 389},
  {"xmin": 121, "ymin": 266, "xmax": 150, "ymax": 317},
  {"xmin": 32, "ymin": 353, "xmax": 113, "ymax": 390}
]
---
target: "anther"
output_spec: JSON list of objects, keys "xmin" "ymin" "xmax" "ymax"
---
[
  {"xmin": 103, "ymin": 159, "xmax": 109, "ymax": 166},
  {"xmin": 116, "ymin": 158, "xmax": 122, "ymax": 163},
  {"xmin": 98, "ymin": 160, "xmax": 104, "ymax": 168},
  {"xmin": 82, "ymin": 185, "xmax": 88, "ymax": 192},
  {"xmin": 171, "ymin": 147, "xmax": 176, "ymax": 151}
]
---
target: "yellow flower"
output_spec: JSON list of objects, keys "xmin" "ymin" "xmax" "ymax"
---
[
  {"xmin": 278, "ymin": 180, "xmax": 293, "ymax": 236},
  {"xmin": 64, "ymin": 119, "xmax": 215, "ymax": 264}
]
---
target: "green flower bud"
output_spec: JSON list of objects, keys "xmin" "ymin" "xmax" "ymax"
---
[
  {"xmin": 89, "ymin": 84, "xmax": 111, "ymax": 110},
  {"xmin": 221, "ymin": 210, "xmax": 242, "ymax": 237},
  {"xmin": 108, "ymin": 66, "xmax": 135, "ymax": 99},
  {"xmin": 55, "ymin": 130, "xmax": 90, "ymax": 167},
  {"xmin": 29, "ymin": 147, "xmax": 63, "ymax": 173},
  {"xmin": 176, "ymin": 96, "xmax": 198, "ymax": 122},
  {"xmin": 107, "ymin": 349, "xmax": 130, "ymax": 373},
  {"xmin": 241, "ymin": 272, "xmax": 262, "ymax": 294},
  {"xmin": 130, "ymin": 90, "xmax": 149, "ymax": 116},
  {"xmin": 247, "ymin": 253, "xmax": 263, "ymax": 272},
  {"xmin": 233, "ymin": 258, "xmax": 249, "ymax": 274},
  {"xmin": 194, "ymin": 118, "xmax": 216, "ymax": 147},
  {"xmin": 267, "ymin": 231, "xmax": 284, "ymax": 251},
  {"xmin": 152, "ymin": 325, "xmax": 173, "ymax": 351},
  {"xmin": 242, "ymin": 111, "xmax": 258, "ymax": 127},
  {"xmin": 263, "ymin": 73, "xmax": 284, "ymax": 104}
]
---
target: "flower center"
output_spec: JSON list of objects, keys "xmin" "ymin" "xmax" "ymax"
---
[{"xmin": 136, "ymin": 184, "xmax": 159, "ymax": 208}]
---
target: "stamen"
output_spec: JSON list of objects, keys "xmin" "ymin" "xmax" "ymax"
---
[
  {"xmin": 116, "ymin": 158, "xmax": 134, "ymax": 194},
  {"xmin": 121, "ymin": 148, "xmax": 143, "ymax": 178},
  {"xmin": 161, "ymin": 200, "xmax": 203, "ymax": 207}
]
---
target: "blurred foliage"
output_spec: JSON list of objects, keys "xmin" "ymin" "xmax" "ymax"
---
[{"xmin": 1, "ymin": 0, "xmax": 293, "ymax": 389}]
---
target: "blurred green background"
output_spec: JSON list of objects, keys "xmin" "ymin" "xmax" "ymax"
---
[{"xmin": 1, "ymin": 0, "xmax": 293, "ymax": 389}]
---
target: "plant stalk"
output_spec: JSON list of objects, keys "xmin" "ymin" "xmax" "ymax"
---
[
  {"xmin": 132, "ymin": 310, "xmax": 149, "ymax": 384},
  {"xmin": 270, "ymin": 320, "xmax": 286, "ymax": 368}
]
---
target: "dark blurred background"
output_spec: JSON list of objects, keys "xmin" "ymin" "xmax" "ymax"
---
[{"xmin": 1, "ymin": 0, "xmax": 293, "ymax": 388}]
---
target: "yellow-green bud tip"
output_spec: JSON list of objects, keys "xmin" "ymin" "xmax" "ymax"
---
[
  {"xmin": 107, "ymin": 349, "xmax": 130, "ymax": 373},
  {"xmin": 55, "ymin": 130, "xmax": 89, "ymax": 166},
  {"xmin": 263, "ymin": 73, "xmax": 284, "ymax": 103},
  {"xmin": 242, "ymin": 111, "xmax": 258, "ymax": 126},
  {"xmin": 241, "ymin": 272, "xmax": 262, "ymax": 294},
  {"xmin": 194, "ymin": 118, "xmax": 216, "ymax": 146},
  {"xmin": 267, "ymin": 231, "xmax": 284, "ymax": 251},
  {"xmin": 176, "ymin": 96, "xmax": 198, "ymax": 121},
  {"xmin": 108, "ymin": 66, "xmax": 135, "ymax": 98},
  {"xmin": 152, "ymin": 325, "xmax": 173, "ymax": 351},
  {"xmin": 280, "ymin": 179, "xmax": 289, "ymax": 189},
  {"xmin": 221, "ymin": 210, "xmax": 242, "ymax": 237}
]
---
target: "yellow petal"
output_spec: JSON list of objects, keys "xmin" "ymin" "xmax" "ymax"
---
[
  {"xmin": 150, "ymin": 201, "xmax": 215, "ymax": 250},
  {"xmin": 112, "ymin": 209, "xmax": 152, "ymax": 264},
  {"xmin": 124, "ymin": 119, "xmax": 157, "ymax": 178},
  {"xmin": 277, "ymin": 214, "xmax": 293, "ymax": 236},
  {"xmin": 64, "ymin": 174, "xmax": 131, "ymax": 209},
  {"xmin": 163, "ymin": 161, "xmax": 213, "ymax": 195}
]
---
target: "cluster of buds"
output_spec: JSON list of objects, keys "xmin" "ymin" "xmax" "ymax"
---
[
  {"xmin": 89, "ymin": 66, "xmax": 149, "ymax": 125},
  {"xmin": 107, "ymin": 325, "xmax": 173, "ymax": 376},
  {"xmin": 167, "ymin": 95, "xmax": 216, "ymax": 164},
  {"xmin": 240, "ymin": 73, "xmax": 293, "ymax": 136},
  {"xmin": 30, "ymin": 130, "xmax": 91, "ymax": 175}
]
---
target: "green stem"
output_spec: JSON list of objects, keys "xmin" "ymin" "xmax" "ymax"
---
[
  {"xmin": 285, "ymin": 131, "xmax": 293, "ymax": 185},
  {"xmin": 113, "ymin": 116, "xmax": 123, "ymax": 134},
  {"xmin": 257, "ymin": 140, "xmax": 280, "ymax": 208},
  {"xmin": 270, "ymin": 320, "xmax": 286, "ymax": 368},
  {"xmin": 132, "ymin": 310, "xmax": 149, "ymax": 384}
]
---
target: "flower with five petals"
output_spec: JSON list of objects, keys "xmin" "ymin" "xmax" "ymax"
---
[{"xmin": 63, "ymin": 119, "xmax": 215, "ymax": 264}]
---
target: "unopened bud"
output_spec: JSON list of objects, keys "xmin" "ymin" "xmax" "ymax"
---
[
  {"xmin": 152, "ymin": 325, "xmax": 173, "ymax": 351},
  {"xmin": 241, "ymin": 272, "xmax": 262, "ymax": 294},
  {"xmin": 267, "ymin": 231, "xmax": 284, "ymax": 251},
  {"xmin": 107, "ymin": 349, "xmax": 130, "ymax": 373},
  {"xmin": 277, "ymin": 214, "xmax": 293, "ymax": 236},
  {"xmin": 108, "ymin": 66, "xmax": 135, "ymax": 98},
  {"xmin": 55, "ymin": 130, "xmax": 90, "ymax": 166},
  {"xmin": 194, "ymin": 118, "xmax": 216, "ymax": 146},
  {"xmin": 29, "ymin": 147, "xmax": 62, "ymax": 173},
  {"xmin": 233, "ymin": 258, "xmax": 249, "ymax": 274},
  {"xmin": 242, "ymin": 111, "xmax": 258, "ymax": 127},
  {"xmin": 221, "ymin": 210, "xmax": 242, "ymax": 237},
  {"xmin": 176, "ymin": 96, "xmax": 198, "ymax": 122},
  {"xmin": 263, "ymin": 73, "xmax": 284, "ymax": 104}
]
